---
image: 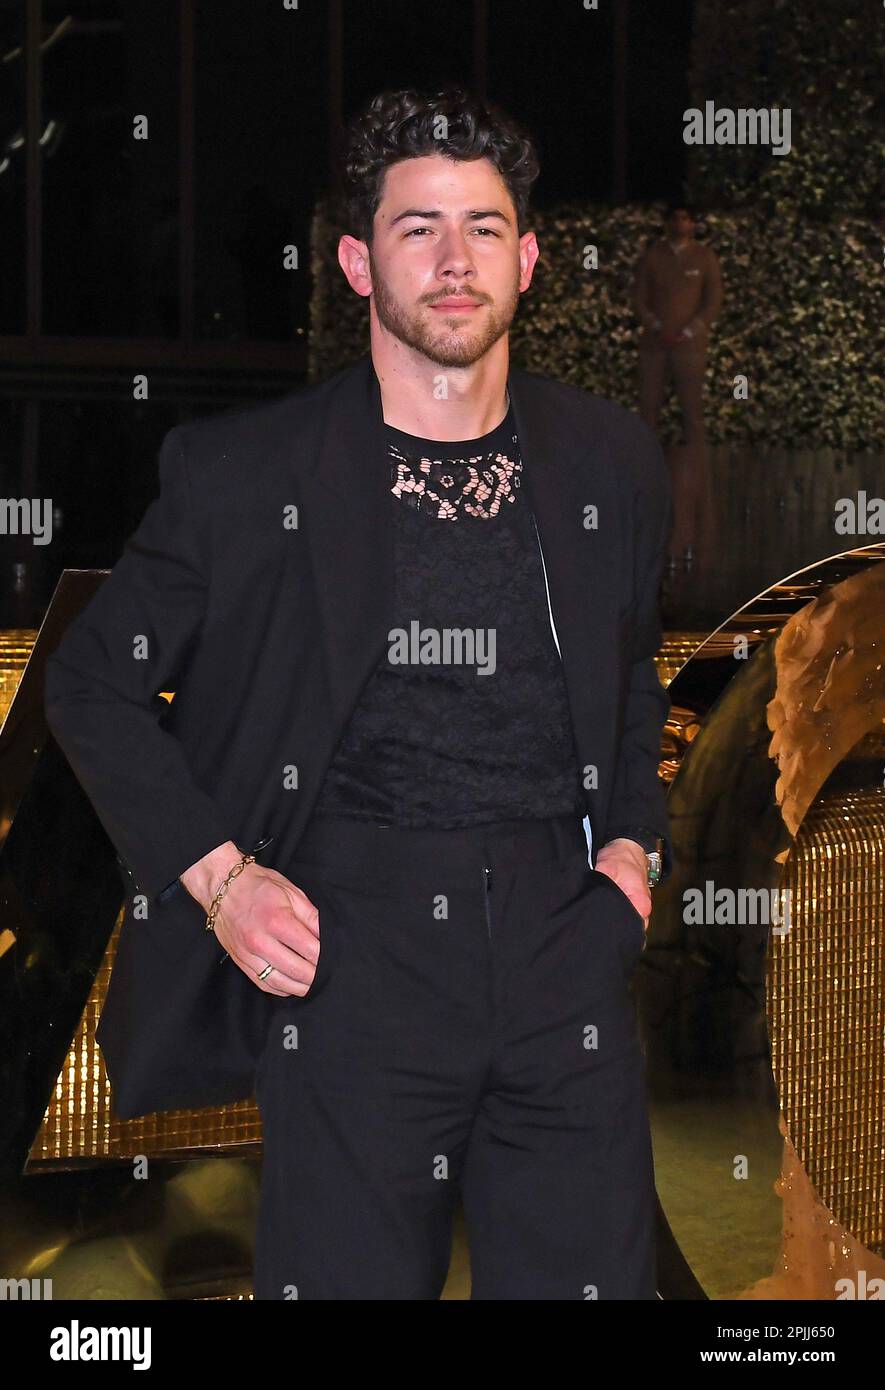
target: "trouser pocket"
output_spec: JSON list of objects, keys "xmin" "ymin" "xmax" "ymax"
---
[{"xmin": 588, "ymin": 869, "xmax": 647, "ymax": 973}]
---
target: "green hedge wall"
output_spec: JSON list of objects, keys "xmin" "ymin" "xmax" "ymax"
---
[{"xmin": 308, "ymin": 198, "xmax": 884, "ymax": 451}]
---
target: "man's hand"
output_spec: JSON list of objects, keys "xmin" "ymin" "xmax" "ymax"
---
[
  {"xmin": 595, "ymin": 838, "xmax": 652, "ymax": 927},
  {"xmin": 659, "ymin": 328, "xmax": 690, "ymax": 348},
  {"xmin": 180, "ymin": 844, "xmax": 322, "ymax": 996}
]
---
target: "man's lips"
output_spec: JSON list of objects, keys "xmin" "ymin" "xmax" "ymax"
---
[{"xmin": 429, "ymin": 299, "xmax": 483, "ymax": 312}]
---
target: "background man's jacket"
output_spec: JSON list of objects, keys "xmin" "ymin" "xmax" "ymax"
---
[
  {"xmin": 632, "ymin": 237, "xmax": 722, "ymax": 345},
  {"xmin": 43, "ymin": 351, "xmax": 674, "ymax": 1117}
]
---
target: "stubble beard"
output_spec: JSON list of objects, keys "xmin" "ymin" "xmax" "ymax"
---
[{"xmin": 370, "ymin": 259, "xmax": 521, "ymax": 369}]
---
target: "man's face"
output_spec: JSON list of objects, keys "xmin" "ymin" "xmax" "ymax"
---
[
  {"xmin": 666, "ymin": 208, "xmax": 695, "ymax": 240},
  {"xmin": 353, "ymin": 152, "xmax": 537, "ymax": 369}
]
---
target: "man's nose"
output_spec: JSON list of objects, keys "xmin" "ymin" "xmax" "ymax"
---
[{"xmin": 434, "ymin": 232, "xmax": 477, "ymax": 277}]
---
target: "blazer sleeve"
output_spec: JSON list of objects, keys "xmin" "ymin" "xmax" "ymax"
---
[
  {"xmin": 43, "ymin": 425, "xmax": 239, "ymax": 903},
  {"xmin": 602, "ymin": 420, "xmax": 675, "ymax": 882}
]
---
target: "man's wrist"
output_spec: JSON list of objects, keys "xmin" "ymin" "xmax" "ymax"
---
[
  {"xmin": 599, "ymin": 836, "xmax": 646, "ymax": 859},
  {"xmin": 179, "ymin": 840, "xmax": 247, "ymax": 914},
  {"xmin": 600, "ymin": 829, "xmax": 666, "ymax": 888}
]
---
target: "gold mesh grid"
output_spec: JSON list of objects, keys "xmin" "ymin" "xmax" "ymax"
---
[
  {"xmin": 30, "ymin": 905, "xmax": 263, "ymax": 1163},
  {"xmin": 0, "ymin": 629, "xmax": 37, "ymax": 725},
  {"xmin": 653, "ymin": 633, "xmax": 710, "ymax": 687},
  {"xmin": 768, "ymin": 788, "xmax": 885, "ymax": 1255}
]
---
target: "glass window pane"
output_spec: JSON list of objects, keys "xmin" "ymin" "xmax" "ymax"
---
[
  {"xmin": 41, "ymin": 1, "xmax": 180, "ymax": 336},
  {"xmin": 0, "ymin": 0, "xmax": 26, "ymax": 333},
  {"xmin": 194, "ymin": 0, "xmax": 325, "ymax": 343}
]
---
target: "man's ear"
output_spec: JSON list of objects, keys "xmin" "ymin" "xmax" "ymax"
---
[
  {"xmin": 518, "ymin": 231, "xmax": 540, "ymax": 293},
  {"xmin": 338, "ymin": 235, "xmax": 373, "ymax": 299}
]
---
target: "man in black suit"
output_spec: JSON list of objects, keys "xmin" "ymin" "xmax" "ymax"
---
[{"xmin": 45, "ymin": 86, "xmax": 674, "ymax": 1300}]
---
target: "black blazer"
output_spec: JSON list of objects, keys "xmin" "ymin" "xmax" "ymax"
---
[{"xmin": 43, "ymin": 351, "xmax": 674, "ymax": 1116}]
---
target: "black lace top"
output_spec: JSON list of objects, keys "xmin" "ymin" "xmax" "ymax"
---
[{"xmin": 312, "ymin": 406, "xmax": 585, "ymax": 827}]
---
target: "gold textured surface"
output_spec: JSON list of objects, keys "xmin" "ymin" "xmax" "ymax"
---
[
  {"xmin": 0, "ymin": 629, "xmax": 37, "ymax": 725},
  {"xmin": 767, "ymin": 788, "xmax": 885, "ymax": 1256},
  {"xmin": 653, "ymin": 633, "xmax": 710, "ymax": 686},
  {"xmin": 32, "ymin": 905, "xmax": 263, "ymax": 1161}
]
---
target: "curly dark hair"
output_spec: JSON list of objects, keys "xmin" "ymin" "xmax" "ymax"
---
[{"xmin": 338, "ymin": 85, "xmax": 541, "ymax": 243}]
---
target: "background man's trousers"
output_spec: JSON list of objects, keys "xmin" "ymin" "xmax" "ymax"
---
[
  {"xmin": 638, "ymin": 341, "xmax": 715, "ymax": 568},
  {"xmin": 253, "ymin": 813, "xmax": 657, "ymax": 1300},
  {"xmin": 638, "ymin": 341, "xmax": 708, "ymax": 448}
]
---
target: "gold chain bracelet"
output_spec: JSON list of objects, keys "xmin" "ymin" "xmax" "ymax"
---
[{"xmin": 204, "ymin": 851, "xmax": 257, "ymax": 933}]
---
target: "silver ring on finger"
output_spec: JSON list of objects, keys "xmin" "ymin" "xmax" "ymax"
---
[{"xmin": 257, "ymin": 961, "xmax": 274, "ymax": 981}]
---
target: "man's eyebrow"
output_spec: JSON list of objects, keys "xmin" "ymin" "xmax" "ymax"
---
[{"xmin": 388, "ymin": 207, "xmax": 512, "ymax": 227}]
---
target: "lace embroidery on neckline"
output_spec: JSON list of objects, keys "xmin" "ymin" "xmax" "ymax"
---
[{"xmin": 388, "ymin": 440, "xmax": 522, "ymax": 521}]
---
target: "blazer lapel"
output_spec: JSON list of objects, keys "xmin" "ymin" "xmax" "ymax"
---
[{"xmin": 506, "ymin": 364, "xmax": 622, "ymax": 765}]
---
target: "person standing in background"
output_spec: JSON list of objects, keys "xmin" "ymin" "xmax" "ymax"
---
[{"xmin": 633, "ymin": 203, "xmax": 722, "ymax": 572}]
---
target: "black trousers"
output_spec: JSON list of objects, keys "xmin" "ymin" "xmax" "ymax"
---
[{"xmin": 252, "ymin": 812, "xmax": 656, "ymax": 1300}]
